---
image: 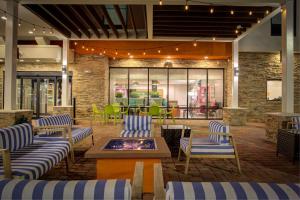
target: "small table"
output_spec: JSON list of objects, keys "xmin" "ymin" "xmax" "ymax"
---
[
  {"xmin": 85, "ymin": 137, "xmax": 171, "ymax": 193},
  {"xmin": 161, "ymin": 125, "xmax": 191, "ymax": 157},
  {"xmin": 277, "ymin": 129, "xmax": 300, "ymax": 163}
]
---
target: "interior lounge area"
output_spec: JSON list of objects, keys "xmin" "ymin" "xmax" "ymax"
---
[{"xmin": 0, "ymin": 0, "xmax": 299, "ymax": 199}]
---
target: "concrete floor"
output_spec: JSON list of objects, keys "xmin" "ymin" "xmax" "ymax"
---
[{"xmin": 41, "ymin": 119, "xmax": 300, "ymax": 185}]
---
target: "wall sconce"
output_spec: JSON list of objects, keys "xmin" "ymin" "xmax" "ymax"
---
[
  {"xmin": 62, "ymin": 65, "xmax": 67, "ymax": 74},
  {"xmin": 234, "ymin": 68, "xmax": 239, "ymax": 76}
]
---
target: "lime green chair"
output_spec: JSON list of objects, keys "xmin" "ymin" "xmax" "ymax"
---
[
  {"xmin": 112, "ymin": 103, "xmax": 129, "ymax": 122},
  {"xmin": 92, "ymin": 104, "xmax": 105, "ymax": 123},
  {"xmin": 104, "ymin": 104, "xmax": 117, "ymax": 124},
  {"xmin": 140, "ymin": 105, "xmax": 164, "ymax": 125}
]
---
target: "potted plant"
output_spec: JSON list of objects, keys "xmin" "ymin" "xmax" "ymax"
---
[{"xmin": 115, "ymin": 92, "xmax": 123, "ymax": 98}]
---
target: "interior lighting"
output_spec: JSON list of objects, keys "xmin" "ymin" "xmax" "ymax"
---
[
  {"xmin": 100, "ymin": 52, "xmax": 103, "ymax": 55},
  {"xmin": 50, "ymin": 29, "xmax": 54, "ymax": 34},
  {"xmin": 103, "ymin": 50, "xmax": 106, "ymax": 54},
  {"xmin": 204, "ymin": 56, "xmax": 208, "ymax": 59},
  {"xmin": 143, "ymin": 51, "xmax": 146, "ymax": 55},
  {"xmin": 1, "ymin": 12, "xmax": 7, "ymax": 20},
  {"xmin": 128, "ymin": 52, "xmax": 131, "ymax": 56},
  {"xmin": 235, "ymin": 29, "xmax": 239, "ymax": 34},
  {"xmin": 42, "ymin": 28, "xmax": 46, "ymax": 34},
  {"xmin": 129, "ymin": 55, "xmax": 134, "ymax": 58},
  {"xmin": 257, "ymin": 19, "xmax": 261, "ymax": 23},
  {"xmin": 113, "ymin": 57, "xmax": 116, "ymax": 60},
  {"xmin": 33, "ymin": 25, "xmax": 36, "ymax": 32},
  {"xmin": 91, "ymin": 48, "xmax": 94, "ymax": 51},
  {"xmin": 86, "ymin": 48, "xmax": 89, "ymax": 51},
  {"xmin": 36, "ymin": 59, "xmax": 40, "ymax": 62}
]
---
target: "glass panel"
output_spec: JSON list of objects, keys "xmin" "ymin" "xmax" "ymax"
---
[
  {"xmin": 169, "ymin": 69, "xmax": 187, "ymax": 118},
  {"xmin": 149, "ymin": 69, "xmax": 168, "ymax": 107},
  {"xmin": 21, "ymin": 79, "xmax": 37, "ymax": 114},
  {"xmin": 16, "ymin": 79, "xmax": 22, "ymax": 109},
  {"xmin": 110, "ymin": 68, "xmax": 129, "ymax": 106},
  {"xmin": 267, "ymin": 80, "xmax": 282, "ymax": 101},
  {"xmin": 129, "ymin": 69, "xmax": 148, "ymax": 107},
  {"xmin": 39, "ymin": 79, "xmax": 55, "ymax": 116},
  {"xmin": 188, "ymin": 69, "xmax": 207, "ymax": 119},
  {"xmin": 208, "ymin": 70, "xmax": 224, "ymax": 119}
]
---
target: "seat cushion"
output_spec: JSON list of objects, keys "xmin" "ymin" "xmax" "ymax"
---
[
  {"xmin": 120, "ymin": 130, "xmax": 152, "ymax": 137},
  {"xmin": 0, "ymin": 139, "xmax": 70, "ymax": 179},
  {"xmin": 124, "ymin": 115, "xmax": 152, "ymax": 131},
  {"xmin": 37, "ymin": 127, "xmax": 93, "ymax": 144},
  {"xmin": 180, "ymin": 138, "xmax": 234, "ymax": 155},
  {"xmin": 0, "ymin": 123, "xmax": 33, "ymax": 152},
  {"xmin": 0, "ymin": 179, "xmax": 131, "ymax": 200},
  {"xmin": 166, "ymin": 182, "xmax": 300, "ymax": 200},
  {"xmin": 208, "ymin": 121, "xmax": 230, "ymax": 144},
  {"xmin": 36, "ymin": 115, "xmax": 73, "ymax": 136}
]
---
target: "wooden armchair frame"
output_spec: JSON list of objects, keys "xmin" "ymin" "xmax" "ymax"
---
[
  {"xmin": 0, "ymin": 148, "xmax": 12, "ymax": 178},
  {"xmin": 178, "ymin": 129, "xmax": 241, "ymax": 174}
]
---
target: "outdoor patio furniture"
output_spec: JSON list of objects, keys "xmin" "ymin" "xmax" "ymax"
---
[
  {"xmin": 288, "ymin": 116, "xmax": 300, "ymax": 129},
  {"xmin": 164, "ymin": 106, "xmax": 176, "ymax": 124},
  {"xmin": 120, "ymin": 115, "xmax": 153, "ymax": 137},
  {"xmin": 35, "ymin": 114, "xmax": 93, "ymax": 162},
  {"xmin": 92, "ymin": 103, "xmax": 105, "ymax": 123},
  {"xmin": 153, "ymin": 163, "xmax": 300, "ymax": 200},
  {"xmin": 0, "ymin": 162, "xmax": 144, "ymax": 200},
  {"xmin": 277, "ymin": 129, "xmax": 300, "ymax": 163},
  {"xmin": 178, "ymin": 121, "xmax": 241, "ymax": 174},
  {"xmin": 0, "ymin": 123, "xmax": 70, "ymax": 179},
  {"xmin": 140, "ymin": 105, "xmax": 164, "ymax": 125}
]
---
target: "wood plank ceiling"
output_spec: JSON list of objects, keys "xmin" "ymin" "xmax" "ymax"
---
[{"xmin": 22, "ymin": 4, "xmax": 274, "ymax": 39}]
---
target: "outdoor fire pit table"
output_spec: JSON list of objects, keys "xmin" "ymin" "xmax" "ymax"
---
[
  {"xmin": 85, "ymin": 137, "xmax": 171, "ymax": 193},
  {"xmin": 161, "ymin": 125, "xmax": 191, "ymax": 156}
]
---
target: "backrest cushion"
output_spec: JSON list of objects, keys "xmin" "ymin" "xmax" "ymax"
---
[
  {"xmin": 0, "ymin": 123, "xmax": 33, "ymax": 151},
  {"xmin": 166, "ymin": 182, "xmax": 300, "ymax": 200},
  {"xmin": 208, "ymin": 121, "xmax": 230, "ymax": 144},
  {"xmin": 124, "ymin": 115, "xmax": 152, "ymax": 131},
  {"xmin": 292, "ymin": 117, "xmax": 300, "ymax": 129},
  {"xmin": 0, "ymin": 179, "xmax": 131, "ymax": 200},
  {"xmin": 37, "ymin": 114, "xmax": 73, "ymax": 127}
]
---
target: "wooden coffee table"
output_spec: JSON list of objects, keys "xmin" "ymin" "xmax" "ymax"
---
[{"xmin": 85, "ymin": 137, "xmax": 171, "ymax": 193}]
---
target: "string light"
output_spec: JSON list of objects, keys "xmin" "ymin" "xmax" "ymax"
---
[
  {"xmin": 210, "ymin": 8, "xmax": 214, "ymax": 14},
  {"xmin": 103, "ymin": 50, "xmax": 106, "ymax": 54},
  {"xmin": 129, "ymin": 55, "xmax": 134, "ymax": 58},
  {"xmin": 49, "ymin": 29, "xmax": 54, "ymax": 34},
  {"xmin": 257, "ymin": 19, "xmax": 261, "ymax": 23},
  {"xmin": 212, "ymin": 37, "xmax": 216, "ymax": 41},
  {"xmin": 176, "ymin": 47, "xmax": 179, "ymax": 51},
  {"xmin": 33, "ymin": 25, "xmax": 36, "ymax": 32},
  {"xmin": 158, "ymin": 50, "xmax": 161, "ymax": 53},
  {"xmin": 159, "ymin": 0, "xmax": 162, "ymax": 6},
  {"xmin": 265, "ymin": 10, "xmax": 269, "ymax": 14},
  {"xmin": 115, "ymin": 49, "xmax": 118, "ymax": 55},
  {"xmin": 193, "ymin": 42, "xmax": 197, "ymax": 47},
  {"xmin": 74, "ymin": 42, "xmax": 77, "ymax": 46},
  {"xmin": 143, "ymin": 51, "xmax": 146, "ymax": 55},
  {"xmin": 204, "ymin": 56, "xmax": 208, "ymax": 59},
  {"xmin": 235, "ymin": 29, "xmax": 239, "ymax": 34},
  {"xmin": 128, "ymin": 52, "xmax": 131, "ymax": 56},
  {"xmin": 91, "ymin": 48, "xmax": 94, "ymax": 51},
  {"xmin": 82, "ymin": 45, "xmax": 85, "ymax": 49},
  {"xmin": 113, "ymin": 57, "xmax": 116, "ymax": 60},
  {"xmin": 86, "ymin": 48, "xmax": 89, "ymax": 51},
  {"xmin": 230, "ymin": 10, "xmax": 234, "ymax": 15},
  {"xmin": 249, "ymin": 11, "xmax": 252, "ymax": 16},
  {"xmin": 42, "ymin": 28, "xmax": 46, "ymax": 34},
  {"xmin": 100, "ymin": 52, "xmax": 103, "ymax": 56},
  {"xmin": 18, "ymin": 20, "xmax": 22, "ymax": 27},
  {"xmin": 184, "ymin": 0, "xmax": 189, "ymax": 11}
]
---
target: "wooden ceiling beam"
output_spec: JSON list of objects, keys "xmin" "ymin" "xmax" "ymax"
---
[
  {"xmin": 99, "ymin": 5, "xmax": 119, "ymax": 38},
  {"xmin": 154, "ymin": 32, "xmax": 237, "ymax": 37},
  {"xmin": 23, "ymin": 4, "xmax": 71, "ymax": 38},
  {"xmin": 154, "ymin": 12, "xmax": 266, "ymax": 19},
  {"xmin": 153, "ymin": 18, "xmax": 257, "ymax": 24},
  {"xmin": 113, "ymin": 5, "xmax": 128, "ymax": 38},
  {"xmin": 60, "ymin": 5, "xmax": 91, "ymax": 38},
  {"xmin": 40, "ymin": 5, "xmax": 82, "ymax": 38},
  {"xmin": 128, "ymin": 5, "xmax": 138, "ymax": 38},
  {"xmin": 85, "ymin": 5, "xmax": 109, "ymax": 38},
  {"xmin": 154, "ymin": 24, "xmax": 252, "ymax": 28},
  {"xmin": 70, "ymin": 5, "xmax": 101, "ymax": 38},
  {"xmin": 154, "ymin": 27, "xmax": 247, "ymax": 32}
]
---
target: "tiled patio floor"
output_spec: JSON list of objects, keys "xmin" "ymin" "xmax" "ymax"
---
[{"xmin": 41, "ymin": 120, "xmax": 300, "ymax": 185}]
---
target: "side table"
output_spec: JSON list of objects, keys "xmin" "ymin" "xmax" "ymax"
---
[
  {"xmin": 161, "ymin": 125, "xmax": 191, "ymax": 157},
  {"xmin": 277, "ymin": 129, "xmax": 300, "ymax": 163}
]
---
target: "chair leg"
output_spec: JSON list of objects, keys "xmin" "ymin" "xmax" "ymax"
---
[
  {"xmin": 92, "ymin": 134, "xmax": 95, "ymax": 146},
  {"xmin": 184, "ymin": 156, "xmax": 190, "ymax": 175},
  {"xmin": 178, "ymin": 148, "xmax": 182, "ymax": 161},
  {"xmin": 65, "ymin": 156, "xmax": 70, "ymax": 173},
  {"xmin": 235, "ymin": 156, "xmax": 242, "ymax": 174}
]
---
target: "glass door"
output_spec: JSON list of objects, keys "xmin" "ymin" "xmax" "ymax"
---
[{"xmin": 39, "ymin": 78, "xmax": 56, "ymax": 117}]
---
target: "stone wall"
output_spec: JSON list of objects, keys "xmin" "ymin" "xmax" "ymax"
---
[{"xmin": 239, "ymin": 52, "xmax": 300, "ymax": 122}]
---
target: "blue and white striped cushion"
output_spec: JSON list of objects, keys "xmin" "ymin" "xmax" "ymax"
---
[
  {"xmin": 292, "ymin": 117, "xmax": 300, "ymax": 129},
  {"xmin": 120, "ymin": 130, "xmax": 152, "ymax": 137},
  {"xmin": 0, "ymin": 179, "xmax": 131, "ymax": 200},
  {"xmin": 36, "ymin": 127, "xmax": 93, "ymax": 144},
  {"xmin": 208, "ymin": 121, "xmax": 230, "ymax": 144},
  {"xmin": 0, "ymin": 123, "xmax": 33, "ymax": 151},
  {"xmin": 0, "ymin": 139, "xmax": 70, "ymax": 179},
  {"xmin": 166, "ymin": 182, "xmax": 300, "ymax": 200},
  {"xmin": 180, "ymin": 138, "xmax": 234, "ymax": 155},
  {"xmin": 124, "ymin": 115, "xmax": 152, "ymax": 131},
  {"xmin": 36, "ymin": 114, "xmax": 73, "ymax": 136}
]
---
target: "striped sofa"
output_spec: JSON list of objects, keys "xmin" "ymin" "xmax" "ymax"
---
[
  {"xmin": 178, "ymin": 121, "xmax": 241, "ymax": 174},
  {"xmin": 35, "ymin": 114, "xmax": 93, "ymax": 161},
  {"xmin": 0, "ymin": 123, "xmax": 70, "ymax": 179},
  {"xmin": 120, "ymin": 115, "xmax": 152, "ymax": 137},
  {"xmin": 153, "ymin": 163, "xmax": 300, "ymax": 200}
]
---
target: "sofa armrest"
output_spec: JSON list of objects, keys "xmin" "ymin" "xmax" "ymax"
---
[
  {"xmin": 132, "ymin": 162, "xmax": 144, "ymax": 200},
  {"xmin": 190, "ymin": 130, "xmax": 233, "ymax": 137},
  {"xmin": 0, "ymin": 149, "xmax": 11, "ymax": 178},
  {"xmin": 34, "ymin": 126, "xmax": 69, "ymax": 139},
  {"xmin": 153, "ymin": 163, "xmax": 166, "ymax": 200}
]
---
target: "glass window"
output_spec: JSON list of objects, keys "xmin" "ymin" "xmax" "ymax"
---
[
  {"xmin": 208, "ymin": 70, "xmax": 224, "ymax": 119},
  {"xmin": 110, "ymin": 68, "xmax": 128, "ymax": 106},
  {"xmin": 267, "ymin": 80, "xmax": 282, "ymax": 101},
  {"xmin": 149, "ymin": 69, "xmax": 168, "ymax": 107},
  {"xmin": 188, "ymin": 69, "xmax": 207, "ymax": 119},
  {"xmin": 169, "ymin": 69, "xmax": 187, "ymax": 118},
  {"xmin": 129, "ymin": 68, "xmax": 148, "ymax": 107}
]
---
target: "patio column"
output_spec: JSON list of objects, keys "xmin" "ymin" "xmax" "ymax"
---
[
  {"xmin": 232, "ymin": 40, "xmax": 239, "ymax": 108},
  {"xmin": 4, "ymin": 0, "xmax": 18, "ymax": 110},
  {"xmin": 61, "ymin": 39, "xmax": 70, "ymax": 106},
  {"xmin": 281, "ymin": 0, "xmax": 294, "ymax": 113}
]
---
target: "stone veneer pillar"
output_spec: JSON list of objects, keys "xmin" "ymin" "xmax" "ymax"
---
[
  {"xmin": 223, "ymin": 107, "xmax": 248, "ymax": 126},
  {"xmin": 0, "ymin": 110, "xmax": 33, "ymax": 128}
]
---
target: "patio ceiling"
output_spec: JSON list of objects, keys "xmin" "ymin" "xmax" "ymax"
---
[{"xmin": 21, "ymin": 3, "xmax": 276, "ymax": 40}]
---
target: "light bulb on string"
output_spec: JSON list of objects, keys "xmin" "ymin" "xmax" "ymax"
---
[
  {"xmin": 159, "ymin": 0, "xmax": 162, "ymax": 5},
  {"xmin": 230, "ymin": 10, "xmax": 234, "ymax": 15},
  {"xmin": 176, "ymin": 47, "xmax": 179, "ymax": 51},
  {"xmin": 210, "ymin": 8, "xmax": 214, "ymax": 14},
  {"xmin": 184, "ymin": 0, "xmax": 189, "ymax": 11},
  {"xmin": 113, "ymin": 57, "xmax": 116, "ymax": 60},
  {"xmin": 103, "ymin": 50, "xmax": 106, "ymax": 54},
  {"xmin": 1, "ymin": 12, "xmax": 7, "ymax": 20},
  {"xmin": 193, "ymin": 42, "xmax": 197, "ymax": 47},
  {"xmin": 74, "ymin": 42, "xmax": 77, "ymax": 46},
  {"xmin": 128, "ymin": 52, "xmax": 131, "ymax": 56},
  {"xmin": 265, "ymin": 10, "xmax": 269, "ymax": 14},
  {"xmin": 82, "ymin": 45, "xmax": 85, "ymax": 49},
  {"xmin": 33, "ymin": 25, "xmax": 36, "ymax": 32},
  {"xmin": 143, "ymin": 50, "xmax": 146, "ymax": 55},
  {"xmin": 115, "ymin": 49, "xmax": 118, "ymax": 55},
  {"xmin": 158, "ymin": 50, "xmax": 161, "ymax": 53},
  {"xmin": 18, "ymin": 20, "xmax": 22, "ymax": 27},
  {"xmin": 249, "ymin": 11, "xmax": 253, "ymax": 16},
  {"xmin": 91, "ymin": 48, "xmax": 95, "ymax": 52}
]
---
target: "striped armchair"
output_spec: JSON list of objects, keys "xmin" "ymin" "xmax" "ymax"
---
[
  {"xmin": 35, "ymin": 114, "xmax": 93, "ymax": 162},
  {"xmin": 178, "ymin": 121, "xmax": 241, "ymax": 174},
  {"xmin": 0, "ymin": 123, "xmax": 70, "ymax": 179},
  {"xmin": 153, "ymin": 163, "xmax": 300, "ymax": 200},
  {"xmin": 120, "ymin": 115, "xmax": 153, "ymax": 137},
  {"xmin": 0, "ymin": 162, "xmax": 144, "ymax": 200}
]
